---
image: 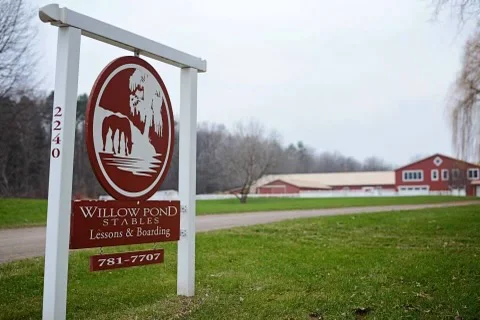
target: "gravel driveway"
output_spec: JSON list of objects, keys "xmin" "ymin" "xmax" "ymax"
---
[{"xmin": 1, "ymin": 200, "xmax": 478, "ymax": 264}]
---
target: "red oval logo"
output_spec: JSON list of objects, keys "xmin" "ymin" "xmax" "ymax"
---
[{"xmin": 85, "ymin": 56, "xmax": 174, "ymax": 200}]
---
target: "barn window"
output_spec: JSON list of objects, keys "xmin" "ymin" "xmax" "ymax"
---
[
  {"xmin": 402, "ymin": 170, "xmax": 423, "ymax": 182},
  {"xmin": 433, "ymin": 156, "xmax": 443, "ymax": 166},
  {"xmin": 431, "ymin": 169, "xmax": 439, "ymax": 181},
  {"xmin": 467, "ymin": 168, "xmax": 479, "ymax": 180},
  {"xmin": 441, "ymin": 169, "xmax": 449, "ymax": 181}
]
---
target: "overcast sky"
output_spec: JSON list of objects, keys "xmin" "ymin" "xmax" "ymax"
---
[{"xmin": 33, "ymin": 0, "xmax": 475, "ymax": 166}]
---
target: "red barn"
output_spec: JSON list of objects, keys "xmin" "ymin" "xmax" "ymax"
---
[
  {"xmin": 473, "ymin": 180, "xmax": 480, "ymax": 197},
  {"xmin": 394, "ymin": 154, "xmax": 480, "ymax": 196},
  {"xmin": 256, "ymin": 178, "xmax": 331, "ymax": 194},
  {"xmin": 236, "ymin": 153, "xmax": 480, "ymax": 197},
  {"xmin": 251, "ymin": 172, "xmax": 396, "ymax": 194}
]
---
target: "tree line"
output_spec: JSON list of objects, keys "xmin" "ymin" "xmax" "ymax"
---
[
  {"xmin": 1, "ymin": 0, "xmax": 478, "ymax": 200},
  {"xmin": 0, "ymin": 91, "xmax": 393, "ymax": 199}
]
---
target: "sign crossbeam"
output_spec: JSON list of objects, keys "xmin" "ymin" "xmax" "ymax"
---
[{"xmin": 39, "ymin": 4, "xmax": 207, "ymax": 72}]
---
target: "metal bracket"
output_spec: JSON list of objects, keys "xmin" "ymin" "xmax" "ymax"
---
[
  {"xmin": 181, "ymin": 205, "xmax": 187, "ymax": 213},
  {"xmin": 180, "ymin": 229, "xmax": 187, "ymax": 238},
  {"xmin": 134, "ymin": 48, "xmax": 140, "ymax": 57}
]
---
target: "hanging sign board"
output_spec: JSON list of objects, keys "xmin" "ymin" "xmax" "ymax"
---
[
  {"xmin": 70, "ymin": 200, "xmax": 180, "ymax": 249},
  {"xmin": 69, "ymin": 56, "xmax": 180, "ymax": 250}
]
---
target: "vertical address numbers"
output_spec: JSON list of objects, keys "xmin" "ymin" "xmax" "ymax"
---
[
  {"xmin": 51, "ymin": 106, "xmax": 62, "ymax": 158},
  {"xmin": 90, "ymin": 249, "xmax": 164, "ymax": 272}
]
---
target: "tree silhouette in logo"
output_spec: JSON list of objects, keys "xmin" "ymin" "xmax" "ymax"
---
[{"xmin": 129, "ymin": 69, "xmax": 164, "ymax": 139}]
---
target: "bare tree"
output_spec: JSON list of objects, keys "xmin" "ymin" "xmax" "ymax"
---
[
  {"xmin": 362, "ymin": 156, "xmax": 392, "ymax": 171},
  {"xmin": 431, "ymin": 0, "xmax": 480, "ymax": 23},
  {"xmin": 430, "ymin": 1, "xmax": 480, "ymax": 162},
  {"xmin": 448, "ymin": 162, "xmax": 469, "ymax": 192},
  {"xmin": 294, "ymin": 141, "xmax": 316, "ymax": 173},
  {"xmin": 222, "ymin": 120, "xmax": 279, "ymax": 203},
  {"xmin": 196, "ymin": 122, "xmax": 228, "ymax": 194},
  {"xmin": 448, "ymin": 29, "xmax": 480, "ymax": 162},
  {"xmin": 0, "ymin": 0, "xmax": 37, "ymax": 98},
  {"xmin": 314, "ymin": 151, "xmax": 362, "ymax": 173},
  {"xmin": 0, "ymin": 95, "xmax": 48, "ymax": 197}
]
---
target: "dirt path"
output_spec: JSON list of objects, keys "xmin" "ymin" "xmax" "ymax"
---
[{"xmin": 1, "ymin": 201, "xmax": 478, "ymax": 264}]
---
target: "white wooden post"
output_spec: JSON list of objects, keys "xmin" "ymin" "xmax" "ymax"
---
[
  {"xmin": 177, "ymin": 67, "xmax": 198, "ymax": 296},
  {"xmin": 42, "ymin": 26, "xmax": 81, "ymax": 320}
]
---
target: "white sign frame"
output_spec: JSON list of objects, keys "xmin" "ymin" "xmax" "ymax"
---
[{"xmin": 39, "ymin": 4, "xmax": 205, "ymax": 319}]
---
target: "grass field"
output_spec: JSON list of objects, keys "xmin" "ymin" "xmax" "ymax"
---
[
  {"xmin": 0, "ymin": 205, "xmax": 479, "ymax": 319},
  {"xmin": 0, "ymin": 196, "xmax": 474, "ymax": 229},
  {"xmin": 195, "ymin": 196, "xmax": 473, "ymax": 214},
  {"xmin": 0, "ymin": 198, "xmax": 48, "ymax": 228}
]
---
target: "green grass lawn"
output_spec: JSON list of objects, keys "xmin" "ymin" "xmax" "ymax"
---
[
  {"xmin": 0, "ymin": 196, "xmax": 476, "ymax": 229},
  {"xmin": 0, "ymin": 205, "xmax": 479, "ymax": 319},
  {"xmin": 195, "ymin": 195, "xmax": 474, "ymax": 215},
  {"xmin": 0, "ymin": 198, "xmax": 48, "ymax": 228}
]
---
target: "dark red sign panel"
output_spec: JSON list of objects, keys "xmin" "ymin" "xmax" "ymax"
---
[
  {"xmin": 70, "ymin": 200, "xmax": 180, "ymax": 249},
  {"xmin": 85, "ymin": 56, "xmax": 175, "ymax": 201},
  {"xmin": 90, "ymin": 249, "xmax": 165, "ymax": 272}
]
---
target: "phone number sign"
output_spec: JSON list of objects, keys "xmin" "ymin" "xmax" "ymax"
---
[{"xmin": 90, "ymin": 249, "xmax": 165, "ymax": 271}]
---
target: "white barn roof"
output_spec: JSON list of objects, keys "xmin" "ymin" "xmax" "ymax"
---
[
  {"xmin": 271, "ymin": 177, "xmax": 332, "ymax": 190},
  {"xmin": 253, "ymin": 171, "xmax": 395, "ymax": 192}
]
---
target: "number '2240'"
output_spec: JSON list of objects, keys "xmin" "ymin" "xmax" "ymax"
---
[{"xmin": 51, "ymin": 106, "xmax": 62, "ymax": 158}]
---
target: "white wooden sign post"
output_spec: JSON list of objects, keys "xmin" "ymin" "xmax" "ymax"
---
[{"xmin": 39, "ymin": 4, "xmax": 206, "ymax": 319}]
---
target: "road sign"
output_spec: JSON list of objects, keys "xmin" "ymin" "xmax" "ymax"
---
[{"xmin": 85, "ymin": 56, "xmax": 175, "ymax": 201}]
